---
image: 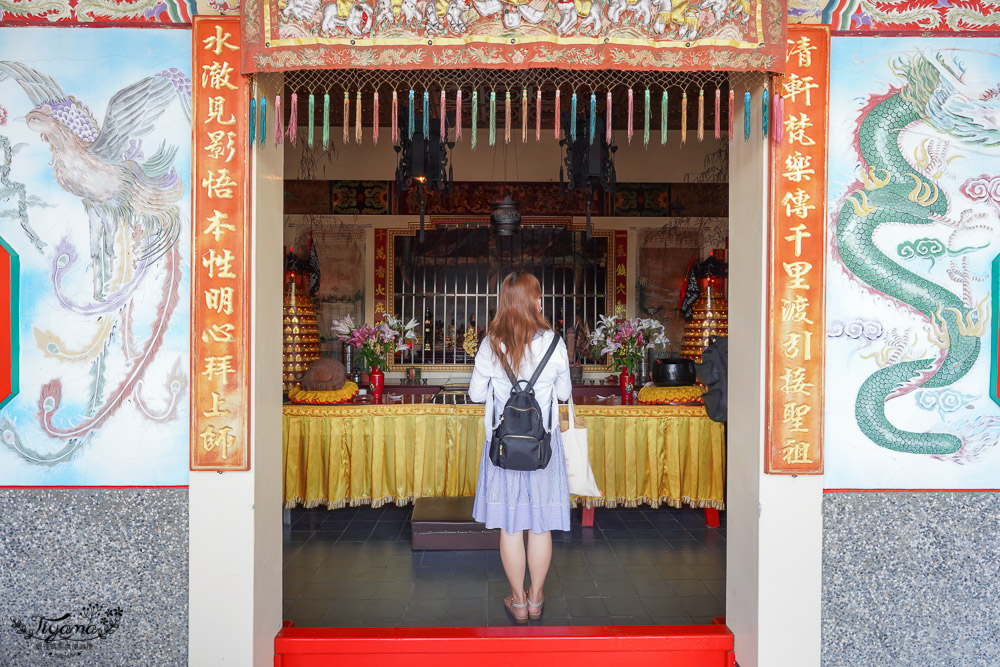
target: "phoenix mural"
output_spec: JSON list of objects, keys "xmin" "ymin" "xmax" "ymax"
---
[
  {"xmin": 0, "ymin": 28, "xmax": 191, "ymax": 484},
  {"xmin": 827, "ymin": 36, "xmax": 1000, "ymax": 488}
]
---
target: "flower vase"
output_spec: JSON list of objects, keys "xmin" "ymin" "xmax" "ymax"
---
[
  {"xmin": 369, "ymin": 366, "xmax": 385, "ymax": 403},
  {"xmin": 619, "ymin": 369, "xmax": 636, "ymax": 403}
]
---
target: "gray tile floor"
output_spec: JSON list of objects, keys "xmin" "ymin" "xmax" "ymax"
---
[{"xmin": 283, "ymin": 504, "xmax": 726, "ymax": 628}]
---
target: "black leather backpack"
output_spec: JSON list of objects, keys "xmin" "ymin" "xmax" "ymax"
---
[{"xmin": 488, "ymin": 334, "xmax": 561, "ymax": 472}]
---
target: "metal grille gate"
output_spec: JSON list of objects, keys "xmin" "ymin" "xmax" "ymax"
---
[{"xmin": 392, "ymin": 222, "xmax": 609, "ymax": 368}]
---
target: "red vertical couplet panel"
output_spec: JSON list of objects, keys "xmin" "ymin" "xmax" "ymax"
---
[
  {"xmin": 614, "ymin": 230, "xmax": 627, "ymax": 315},
  {"xmin": 373, "ymin": 228, "xmax": 389, "ymax": 323},
  {"xmin": 0, "ymin": 235, "xmax": 18, "ymax": 409},
  {"xmin": 191, "ymin": 16, "xmax": 251, "ymax": 471},
  {"xmin": 765, "ymin": 25, "xmax": 830, "ymax": 475}
]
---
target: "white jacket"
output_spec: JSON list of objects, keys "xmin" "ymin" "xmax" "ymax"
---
[{"xmin": 468, "ymin": 329, "xmax": 572, "ymax": 431}]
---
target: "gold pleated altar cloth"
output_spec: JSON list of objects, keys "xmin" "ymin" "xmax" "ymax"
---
[{"xmin": 282, "ymin": 403, "xmax": 725, "ymax": 511}]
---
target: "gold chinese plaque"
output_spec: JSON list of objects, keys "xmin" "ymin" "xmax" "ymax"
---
[
  {"xmin": 191, "ymin": 17, "xmax": 251, "ymax": 471},
  {"xmin": 766, "ymin": 25, "xmax": 829, "ymax": 475}
]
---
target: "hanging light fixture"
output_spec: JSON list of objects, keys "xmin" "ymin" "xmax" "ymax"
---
[
  {"xmin": 559, "ymin": 107, "xmax": 617, "ymax": 239},
  {"xmin": 395, "ymin": 97, "xmax": 455, "ymax": 242},
  {"xmin": 490, "ymin": 195, "xmax": 521, "ymax": 236},
  {"xmin": 490, "ymin": 111, "xmax": 522, "ymax": 237}
]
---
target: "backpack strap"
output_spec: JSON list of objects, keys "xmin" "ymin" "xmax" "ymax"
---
[
  {"xmin": 525, "ymin": 333, "xmax": 562, "ymax": 393},
  {"xmin": 498, "ymin": 356, "xmax": 518, "ymax": 387}
]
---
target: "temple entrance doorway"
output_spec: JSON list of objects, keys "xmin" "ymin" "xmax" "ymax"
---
[{"xmin": 267, "ymin": 68, "xmax": 765, "ymax": 634}]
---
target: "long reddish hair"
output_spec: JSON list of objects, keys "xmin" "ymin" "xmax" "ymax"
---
[{"xmin": 489, "ymin": 272, "xmax": 551, "ymax": 377}]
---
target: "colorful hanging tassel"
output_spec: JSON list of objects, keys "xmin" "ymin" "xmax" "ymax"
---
[
  {"xmin": 373, "ymin": 91, "xmax": 379, "ymax": 146},
  {"xmin": 248, "ymin": 96, "xmax": 256, "ymax": 148},
  {"xmin": 606, "ymin": 91, "xmax": 612, "ymax": 145},
  {"xmin": 342, "ymin": 91, "xmax": 349, "ymax": 145},
  {"xmin": 588, "ymin": 92, "xmax": 596, "ymax": 145},
  {"xmin": 774, "ymin": 95, "xmax": 785, "ymax": 146},
  {"xmin": 408, "ymin": 88, "xmax": 415, "ymax": 140},
  {"xmin": 275, "ymin": 94, "xmax": 283, "ymax": 147},
  {"xmin": 680, "ymin": 90, "xmax": 687, "ymax": 146},
  {"xmin": 762, "ymin": 89, "xmax": 769, "ymax": 139},
  {"xmin": 355, "ymin": 91, "xmax": 362, "ymax": 144},
  {"xmin": 391, "ymin": 90, "xmax": 398, "ymax": 144},
  {"xmin": 536, "ymin": 89, "xmax": 541, "ymax": 142},
  {"xmin": 521, "ymin": 88, "xmax": 528, "ymax": 143},
  {"xmin": 321, "ymin": 93, "xmax": 329, "ymax": 149},
  {"xmin": 259, "ymin": 95, "xmax": 266, "ymax": 146},
  {"xmin": 423, "ymin": 90, "xmax": 430, "ymax": 139},
  {"xmin": 697, "ymin": 89, "xmax": 704, "ymax": 142},
  {"xmin": 772, "ymin": 91, "xmax": 780, "ymax": 144},
  {"xmin": 307, "ymin": 93, "xmax": 315, "ymax": 148},
  {"xmin": 627, "ymin": 88, "xmax": 634, "ymax": 145},
  {"xmin": 489, "ymin": 90, "xmax": 496, "ymax": 147},
  {"xmin": 554, "ymin": 89, "xmax": 561, "ymax": 139},
  {"xmin": 714, "ymin": 89, "xmax": 721, "ymax": 140},
  {"xmin": 456, "ymin": 89, "xmax": 463, "ymax": 141},
  {"xmin": 660, "ymin": 89, "xmax": 668, "ymax": 146},
  {"xmin": 504, "ymin": 90, "xmax": 511, "ymax": 144},
  {"xmin": 643, "ymin": 88, "xmax": 650, "ymax": 149},
  {"xmin": 471, "ymin": 89, "xmax": 479, "ymax": 150},
  {"xmin": 744, "ymin": 90, "xmax": 751, "ymax": 142},
  {"xmin": 288, "ymin": 92, "xmax": 298, "ymax": 145},
  {"xmin": 728, "ymin": 89, "xmax": 735, "ymax": 142},
  {"xmin": 570, "ymin": 91, "xmax": 578, "ymax": 141},
  {"xmin": 440, "ymin": 89, "xmax": 446, "ymax": 140}
]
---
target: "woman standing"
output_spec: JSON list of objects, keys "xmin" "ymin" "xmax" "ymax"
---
[{"xmin": 468, "ymin": 272, "xmax": 572, "ymax": 624}]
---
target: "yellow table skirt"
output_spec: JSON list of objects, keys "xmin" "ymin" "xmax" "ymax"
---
[{"xmin": 282, "ymin": 403, "xmax": 725, "ymax": 511}]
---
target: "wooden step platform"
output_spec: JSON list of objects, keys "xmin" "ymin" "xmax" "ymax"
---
[{"xmin": 410, "ymin": 497, "xmax": 500, "ymax": 550}]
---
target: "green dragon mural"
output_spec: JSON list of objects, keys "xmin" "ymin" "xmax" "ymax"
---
[{"xmin": 834, "ymin": 49, "xmax": 997, "ymax": 456}]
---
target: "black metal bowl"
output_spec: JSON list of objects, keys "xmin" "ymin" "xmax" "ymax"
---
[{"xmin": 651, "ymin": 358, "xmax": 697, "ymax": 387}]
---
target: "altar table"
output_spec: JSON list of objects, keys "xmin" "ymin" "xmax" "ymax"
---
[{"xmin": 282, "ymin": 400, "xmax": 725, "ymax": 512}]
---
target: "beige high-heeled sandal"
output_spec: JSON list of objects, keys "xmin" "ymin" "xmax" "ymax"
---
[
  {"xmin": 504, "ymin": 593, "xmax": 529, "ymax": 624},
  {"xmin": 527, "ymin": 593, "xmax": 544, "ymax": 620}
]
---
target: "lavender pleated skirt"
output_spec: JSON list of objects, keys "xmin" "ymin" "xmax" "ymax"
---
[{"xmin": 472, "ymin": 428, "xmax": 571, "ymax": 535}]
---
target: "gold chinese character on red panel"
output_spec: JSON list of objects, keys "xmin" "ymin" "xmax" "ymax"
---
[
  {"xmin": 191, "ymin": 16, "xmax": 249, "ymax": 472},
  {"xmin": 766, "ymin": 25, "xmax": 829, "ymax": 475}
]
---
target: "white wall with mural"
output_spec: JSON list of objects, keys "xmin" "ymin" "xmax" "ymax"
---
[
  {"xmin": 0, "ymin": 28, "xmax": 191, "ymax": 485},
  {"xmin": 826, "ymin": 36, "xmax": 1000, "ymax": 488}
]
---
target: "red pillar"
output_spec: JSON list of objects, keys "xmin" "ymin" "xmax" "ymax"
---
[{"xmin": 0, "ymin": 236, "xmax": 17, "ymax": 409}]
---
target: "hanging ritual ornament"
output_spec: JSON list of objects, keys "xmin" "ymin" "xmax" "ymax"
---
[
  {"xmin": 643, "ymin": 88, "xmax": 650, "ymax": 149},
  {"xmin": 471, "ymin": 88, "xmax": 479, "ymax": 150},
  {"xmin": 714, "ymin": 88, "xmax": 721, "ymax": 140},
  {"xmin": 490, "ymin": 195, "xmax": 522, "ymax": 237},
  {"xmin": 259, "ymin": 95, "xmax": 267, "ymax": 147},
  {"xmin": 728, "ymin": 89, "xmax": 735, "ymax": 141},
  {"xmin": 744, "ymin": 90, "xmax": 751, "ymax": 141},
  {"xmin": 627, "ymin": 88, "xmax": 634, "ymax": 145},
  {"xmin": 680, "ymin": 89, "xmax": 687, "ymax": 146},
  {"xmin": 275, "ymin": 94, "xmax": 283, "ymax": 147},
  {"xmin": 697, "ymin": 88, "xmax": 704, "ymax": 143},
  {"xmin": 356, "ymin": 91, "xmax": 363, "ymax": 144},
  {"xmin": 762, "ymin": 88, "xmax": 769, "ymax": 139},
  {"xmin": 660, "ymin": 89, "xmax": 668, "ymax": 146},
  {"xmin": 322, "ymin": 92, "xmax": 330, "ymax": 149},
  {"xmin": 307, "ymin": 93, "xmax": 315, "ymax": 148},
  {"xmin": 249, "ymin": 96, "xmax": 256, "ymax": 147}
]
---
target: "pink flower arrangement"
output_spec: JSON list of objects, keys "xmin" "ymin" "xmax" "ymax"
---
[
  {"xmin": 589, "ymin": 315, "xmax": 668, "ymax": 374},
  {"xmin": 331, "ymin": 314, "xmax": 417, "ymax": 371}
]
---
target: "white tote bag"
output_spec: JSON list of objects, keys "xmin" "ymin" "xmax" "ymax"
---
[{"xmin": 559, "ymin": 397, "xmax": 602, "ymax": 498}]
